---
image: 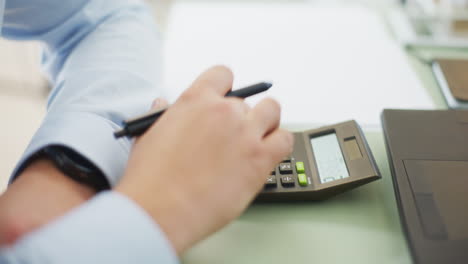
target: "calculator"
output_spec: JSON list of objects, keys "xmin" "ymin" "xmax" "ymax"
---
[{"xmin": 256, "ymin": 120, "xmax": 380, "ymax": 201}]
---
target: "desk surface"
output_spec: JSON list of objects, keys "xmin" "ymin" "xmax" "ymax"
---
[{"xmin": 181, "ymin": 6, "xmax": 468, "ymax": 264}]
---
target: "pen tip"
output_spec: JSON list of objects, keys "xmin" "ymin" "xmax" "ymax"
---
[{"xmin": 264, "ymin": 82, "xmax": 273, "ymax": 89}]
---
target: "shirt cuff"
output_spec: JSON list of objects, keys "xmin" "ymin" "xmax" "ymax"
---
[
  {"xmin": 10, "ymin": 111, "xmax": 131, "ymax": 187},
  {"xmin": 1, "ymin": 191, "xmax": 179, "ymax": 264}
]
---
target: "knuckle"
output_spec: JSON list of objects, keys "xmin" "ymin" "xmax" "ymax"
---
[
  {"xmin": 211, "ymin": 100, "xmax": 241, "ymax": 119},
  {"xmin": 266, "ymin": 97, "xmax": 280, "ymax": 108},
  {"xmin": 265, "ymin": 98, "xmax": 281, "ymax": 116}
]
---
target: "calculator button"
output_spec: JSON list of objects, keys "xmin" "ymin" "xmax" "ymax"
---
[
  {"xmin": 265, "ymin": 175, "xmax": 277, "ymax": 187},
  {"xmin": 280, "ymin": 175, "xmax": 295, "ymax": 187},
  {"xmin": 279, "ymin": 163, "xmax": 293, "ymax": 174},
  {"xmin": 295, "ymin": 162, "xmax": 305, "ymax": 173},
  {"xmin": 298, "ymin": 173, "xmax": 308, "ymax": 187}
]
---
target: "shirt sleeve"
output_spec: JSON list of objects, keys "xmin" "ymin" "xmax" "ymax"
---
[
  {"xmin": 0, "ymin": 192, "xmax": 179, "ymax": 264},
  {"xmin": 2, "ymin": 0, "xmax": 164, "ymax": 186}
]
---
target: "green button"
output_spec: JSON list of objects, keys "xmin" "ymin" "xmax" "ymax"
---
[
  {"xmin": 298, "ymin": 173, "xmax": 308, "ymax": 186},
  {"xmin": 295, "ymin": 162, "xmax": 305, "ymax": 173}
]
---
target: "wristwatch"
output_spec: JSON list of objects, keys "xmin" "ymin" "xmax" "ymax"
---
[{"xmin": 34, "ymin": 145, "xmax": 110, "ymax": 191}]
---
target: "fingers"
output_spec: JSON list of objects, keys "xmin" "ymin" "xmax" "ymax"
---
[
  {"xmin": 262, "ymin": 128, "xmax": 294, "ymax": 166},
  {"xmin": 225, "ymin": 97, "xmax": 250, "ymax": 116},
  {"xmin": 184, "ymin": 65, "xmax": 234, "ymax": 97},
  {"xmin": 247, "ymin": 98, "xmax": 281, "ymax": 137},
  {"xmin": 247, "ymin": 98, "xmax": 291, "ymax": 173},
  {"xmin": 151, "ymin": 98, "xmax": 169, "ymax": 110}
]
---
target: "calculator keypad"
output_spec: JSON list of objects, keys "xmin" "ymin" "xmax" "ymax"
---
[
  {"xmin": 295, "ymin": 162, "xmax": 305, "ymax": 173},
  {"xmin": 265, "ymin": 175, "xmax": 277, "ymax": 187},
  {"xmin": 297, "ymin": 173, "xmax": 308, "ymax": 187},
  {"xmin": 265, "ymin": 158, "xmax": 309, "ymax": 189},
  {"xmin": 279, "ymin": 163, "xmax": 293, "ymax": 174},
  {"xmin": 280, "ymin": 175, "xmax": 295, "ymax": 187}
]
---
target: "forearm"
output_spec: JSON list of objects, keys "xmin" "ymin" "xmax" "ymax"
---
[{"xmin": 0, "ymin": 159, "xmax": 94, "ymax": 246}]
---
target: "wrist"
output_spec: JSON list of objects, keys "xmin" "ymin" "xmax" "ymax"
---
[
  {"xmin": 0, "ymin": 159, "xmax": 95, "ymax": 245},
  {"xmin": 16, "ymin": 146, "xmax": 111, "ymax": 192},
  {"xmin": 115, "ymin": 181, "xmax": 196, "ymax": 254}
]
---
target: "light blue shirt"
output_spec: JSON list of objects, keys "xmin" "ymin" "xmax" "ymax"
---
[{"xmin": 0, "ymin": 0, "xmax": 178, "ymax": 263}]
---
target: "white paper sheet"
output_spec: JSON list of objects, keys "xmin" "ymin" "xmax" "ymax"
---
[{"xmin": 162, "ymin": 3, "xmax": 434, "ymax": 129}]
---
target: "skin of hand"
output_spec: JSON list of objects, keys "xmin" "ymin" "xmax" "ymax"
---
[
  {"xmin": 0, "ymin": 100, "xmax": 168, "ymax": 247},
  {"xmin": 116, "ymin": 66, "xmax": 294, "ymax": 255}
]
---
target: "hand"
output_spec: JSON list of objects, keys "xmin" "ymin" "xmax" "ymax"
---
[{"xmin": 116, "ymin": 66, "xmax": 294, "ymax": 254}]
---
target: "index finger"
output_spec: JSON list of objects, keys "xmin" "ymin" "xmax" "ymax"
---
[{"xmin": 185, "ymin": 65, "xmax": 234, "ymax": 97}]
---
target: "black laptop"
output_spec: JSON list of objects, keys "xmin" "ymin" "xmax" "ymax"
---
[{"xmin": 382, "ymin": 109, "xmax": 468, "ymax": 264}]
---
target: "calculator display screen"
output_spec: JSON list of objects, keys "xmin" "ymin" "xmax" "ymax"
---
[{"xmin": 310, "ymin": 133, "xmax": 349, "ymax": 183}]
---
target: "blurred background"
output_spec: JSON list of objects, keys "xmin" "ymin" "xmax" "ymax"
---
[{"xmin": 0, "ymin": 0, "xmax": 455, "ymax": 192}]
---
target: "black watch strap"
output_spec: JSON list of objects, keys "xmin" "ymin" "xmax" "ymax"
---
[{"xmin": 39, "ymin": 146, "xmax": 110, "ymax": 191}]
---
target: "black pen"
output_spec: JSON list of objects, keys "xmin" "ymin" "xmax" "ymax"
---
[{"xmin": 114, "ymin": 82, "xmax": 272, "ymax": 138}]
